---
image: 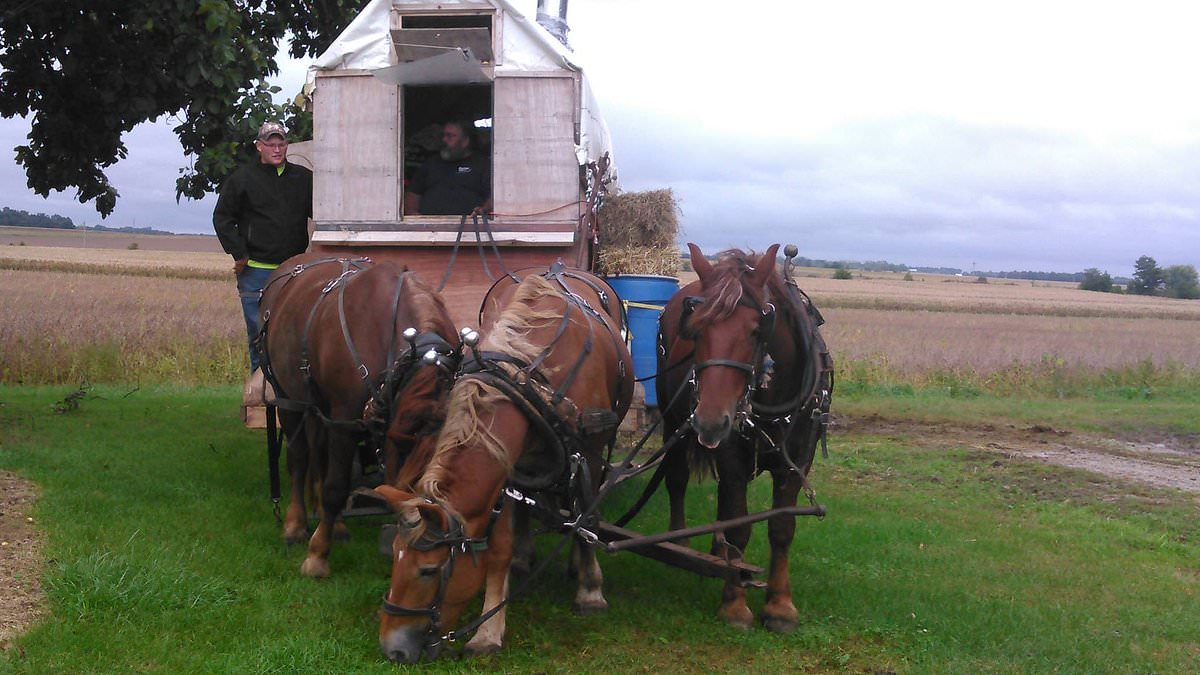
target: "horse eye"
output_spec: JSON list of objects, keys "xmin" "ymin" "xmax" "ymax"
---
[{"xmin": 417, "ymin": 566, "xmax": 439, "ymax": 578}]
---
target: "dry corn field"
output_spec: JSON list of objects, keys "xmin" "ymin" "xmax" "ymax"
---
[
  {"xmin": 0, "ymin": 268, "xmax": 245, "ymax": 384},
  {"xmin": 2, "ymin": 231, "xmax": 1198, "ymax": 387}
]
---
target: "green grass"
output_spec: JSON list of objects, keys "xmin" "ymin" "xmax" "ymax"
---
[{"xmin": 2, "ymin": 385, "xmax": 1200, "ymax": 673}]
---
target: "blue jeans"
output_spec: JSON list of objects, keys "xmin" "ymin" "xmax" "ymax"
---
[{"xmin": 237, "ymin": 266, "xmax": 274, "ymax": 372}]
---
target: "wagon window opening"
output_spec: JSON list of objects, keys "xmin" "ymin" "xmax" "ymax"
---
[{"xmin": 402, "ymin": 84, "xmax": 494, "ymax": 217}]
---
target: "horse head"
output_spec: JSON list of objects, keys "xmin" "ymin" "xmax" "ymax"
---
[
  {"xmin": 684, "ymin": 242, "xmax": 780, "ymax": 448},
  {"xmin": 374, "ymin": 267, "xmax": 632, "ymax": 661},
  {"xmin": 373, "ymin": 485, "xmax": 501, "ymax": 663}
]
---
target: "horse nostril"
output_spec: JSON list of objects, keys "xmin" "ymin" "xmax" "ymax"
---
[{"xmin": 388, "ymin": 647, "xmax": 416, "ymax": 664}]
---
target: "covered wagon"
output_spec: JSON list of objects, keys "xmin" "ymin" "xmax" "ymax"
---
[{"xmin": 305, "ymin": 0, "xmax": 617, "ymax": 328}]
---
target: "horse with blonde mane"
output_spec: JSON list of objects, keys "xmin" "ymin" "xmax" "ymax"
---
[
  {"xmin": 373, "ymin": 264, "xmax": 632, "ymax": 663},
  {"xmin": 258, "ymin": 252, "xmax": 460, "ymax": 578},
  {"xmin": 655, "ymin": 243, "xmax": 833, "ymax": 632}
]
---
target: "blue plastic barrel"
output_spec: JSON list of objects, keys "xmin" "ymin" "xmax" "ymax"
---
[{"xmin": 604, "ymin": 274, "xmax": 680, "ymax": 407}]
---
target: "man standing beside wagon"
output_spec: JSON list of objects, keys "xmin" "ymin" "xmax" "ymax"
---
[{"xmin": 212, "ymin": 121, "xmax": 313, "ymax": 372}]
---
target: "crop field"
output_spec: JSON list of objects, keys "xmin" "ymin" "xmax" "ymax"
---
[
  {"xmin": 3, "ymin": 230, "xmax": 1198, "ymax": 392},
  {"xmin": 3, "ymin": 231, "xmax": 1200, "ymax": 672}
]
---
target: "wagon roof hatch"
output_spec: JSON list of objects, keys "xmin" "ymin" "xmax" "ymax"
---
[{"xmin": 373, "ymin": 47, "xmax": 493, "ymax": 86}]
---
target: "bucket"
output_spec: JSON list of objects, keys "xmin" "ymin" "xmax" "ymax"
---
[{"xmin": 604, "ymin": 275, "xmax": 679, "ymax": 407}]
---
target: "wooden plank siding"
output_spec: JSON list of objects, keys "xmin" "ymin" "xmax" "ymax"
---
[
  {"xmin": 312, "ymin": 72, "xmax": 401, "ymax": 223},
  {"xmin": 492, "ymin": 75, "xmax": 581, "ymax": 221}
]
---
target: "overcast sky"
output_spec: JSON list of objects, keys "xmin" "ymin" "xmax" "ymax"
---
[{"xmin": 3, "ymin": 0, "xmax": 1199, "ymax": 276}]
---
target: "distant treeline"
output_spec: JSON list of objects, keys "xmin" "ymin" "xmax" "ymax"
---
[
  {"xmin": 789, "ymin": 257, "xmax": 1133, "ymax": 284},
  {"xmin": 1, "ymin": 206, "xmax": 75, "ymax": 229},
  {"xmin": 685, "ymin": 253, "xmax": 1132, "ymax": 284},
  {"xmin": 1, "ymin": 207, "xmax": 177, "ymax": 236},
  {"xmin": 88, "ymin": 224, "xmax": 177, "ymax": 236},
  {"xmin": 977, "ymin": 269, "xmax": 1133, "ymax": 284}
]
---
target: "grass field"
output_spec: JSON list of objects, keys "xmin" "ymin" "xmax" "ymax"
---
[
  {"xmin": 1, "ymin": 386, "xmax": 1199, "ymax": 673},
  {"xmin": 2, "ymin": 232, "xmax": 1200, "ymax": 671}
]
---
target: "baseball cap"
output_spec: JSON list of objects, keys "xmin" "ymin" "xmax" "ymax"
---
[{"xmin": 256, "ymin": 121, "xmax": 288, "ymax": 141}]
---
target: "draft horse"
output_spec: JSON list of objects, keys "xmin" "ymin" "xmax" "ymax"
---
[
  {"xmin": 374, "ymin": 264, "xmax": 633, "ymax": 662},
  {"xmin": 258, "ymin": 252, "xmax": 460, "ymax": 578},
  {"xmin": 656, "ymin": 243, "xmax": 833, "ymax": 632}
]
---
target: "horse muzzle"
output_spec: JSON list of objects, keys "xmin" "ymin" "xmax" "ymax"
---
[
  {"xmin": 692, "ymin": 412, "xmax": 733, "ymax": 449},
  {"xmin": 380, "ymin": 626, "xmax": 441, "ymax": 664}
]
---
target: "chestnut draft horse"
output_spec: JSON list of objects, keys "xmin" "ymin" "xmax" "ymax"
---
[
  {"xmin": 656, "ymin": 243, "xmax": 833, "ymax": 632},
  {"xmin": 373, "ymin": 264, "xmax": 633, "ymax": 663},
  {"xmin": 258, "ymin": 252, "xmax": 460, "ymax": 578}
]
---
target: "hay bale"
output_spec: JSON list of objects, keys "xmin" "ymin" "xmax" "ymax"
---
[
  {"xmin": 599, "ymin": 189, "xmax": 679, "ymax": 247},
  {"xmin": 595, "ymin": 245, "xmax": 680, "ymax": 277}
]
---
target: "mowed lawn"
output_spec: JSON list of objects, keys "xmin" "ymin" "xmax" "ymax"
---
[{"xmin": 1, "ymin": 385, "xmax": 1199, "ymax": 673}]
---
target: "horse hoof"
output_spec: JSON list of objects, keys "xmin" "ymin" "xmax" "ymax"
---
[
  {"xmin": 464, "ymin": 638, "xmax": 502, "ymax": 656},
  {"xmin": 760, "ymin": 613, "xmax": 799, "ymax": 633},
  {"xmin": 282, "ymin": 530, "xmax": 308, "ymax": 546},
  {"xmin": 572, "ymin": 598, "xmax": 609, "ymax": 616},
  {"xmin": 332, "ymin": 527, "xmax": 351, "ymax": 542},
  {"xmin": 300, "ymin": 557, "xmax": 331, "ymax": 578},
  {"xmin": 718, "ymin": 605, "xmax": 754, "ymax": 630}
]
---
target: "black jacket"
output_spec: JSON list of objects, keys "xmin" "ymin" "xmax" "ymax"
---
[{"xmin": 213, "ymin": 161, "xmax": 313, "ymax": 265}]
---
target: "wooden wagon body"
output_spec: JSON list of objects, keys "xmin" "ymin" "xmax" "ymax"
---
[{"xmin": 304, "ymin": 0, "xmax": 616, "ymax": 329}]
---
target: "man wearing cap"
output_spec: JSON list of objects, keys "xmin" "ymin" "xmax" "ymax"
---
[{"xmin": 213, "ymin": 121, "xmax": 314, "ymax": 372}]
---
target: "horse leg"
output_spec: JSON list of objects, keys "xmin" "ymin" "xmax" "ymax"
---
[
  {"xmin": 510, "ymin": 501, "xmax": 534, "ymax": 575},
  {"xmin": 465, "ymin": 507, "xmax": 514, "ymax": 655},
  {"xmin": 301, "ymin": 429, "xmax": 354, "ymax": 578},
  {"xmin": 663, "ymin": 440, "xmax": 691, "ymax": 540},
  {"xmin": 712, "ymin": 453, "xmax": 753, "ymax": 629},
  {"xmin": 280, "ymin": 411, "xmax": 310, "ymax": 544},
  {"xmin": 570, "ymin": 537, "xmax": 608, "ymax": 615},
  {"xmin": 760, "ymin": 466, "xmax": 803, "ymax": 633}
]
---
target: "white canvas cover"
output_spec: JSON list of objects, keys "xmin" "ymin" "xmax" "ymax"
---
[{"xmin": 311, "ymin": 0, "xmax": 616, "ymax": 182}]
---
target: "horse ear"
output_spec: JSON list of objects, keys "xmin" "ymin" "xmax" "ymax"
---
[
  {"xmin": 374, "ymin": 485, "xmax": 415, "ymax": 512},
  {"xmin": 751, "ymin": 244, "xmax": 780, "ymax": 284},
  {"xmin": 688, "ymin": 243, "xmax": 714, "ymax": 283}
]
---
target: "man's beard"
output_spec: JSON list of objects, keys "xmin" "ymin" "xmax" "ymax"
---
[{"xmin": 440, "ymin": 146, "xmax": 470, "ymax": 161}]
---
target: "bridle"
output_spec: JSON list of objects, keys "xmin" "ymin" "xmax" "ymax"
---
[
  {"xmin": 680, "ymin": 285, "xmax": 778, "ymax": 428},
  {"xmin": 379, "ymin": 497, "xmax": 503, "ymax": 649}
]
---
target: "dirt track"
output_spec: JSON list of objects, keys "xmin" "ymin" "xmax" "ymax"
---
[
  {"xmin": 838, "ymin": 414, "xmax": 1200, "ymax": 493},
  {"xmin": 0, "ymin": 472, "xmax": 44, "ymax": 650}
]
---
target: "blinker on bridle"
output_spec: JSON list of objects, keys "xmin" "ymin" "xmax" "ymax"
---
[{"xmin": 379, "ymin": 498, "xmax": 500, "ymax": 650}]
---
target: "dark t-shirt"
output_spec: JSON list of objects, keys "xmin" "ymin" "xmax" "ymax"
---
[{"xmin": 409, "ymin": 153, "xmax": 490, "ymax": 215}]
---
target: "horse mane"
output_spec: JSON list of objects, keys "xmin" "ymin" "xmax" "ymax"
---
[
  {"xmin": 419, "ymin": 274, "xmax": 564, "ymax": 501},
  {"xmin": 689, "ymin": 248, "xmax": 766, "ymax": 330},
  {"xmin": 386, "ymin": 367, "xmax": 448, "ymax": 489},
  {"xmin": 402, "ymin": 273, "xmax": 457, "ymax": 338}
]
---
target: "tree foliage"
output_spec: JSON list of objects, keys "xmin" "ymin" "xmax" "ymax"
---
[
  {"xmin": 0, "ymin": 1, "xmax": 368, "ymax": 217},
  {"xmin": 1127, "ymin": 255, "xmax": 1164, "ymax": 296},
  {"xmin": 1163, "ymin": 264, "xmax": 1200, "ymax": 300},
  {"xmin": 1078, "ymin": 268, "xmax": 1113, "ymax": 293}
]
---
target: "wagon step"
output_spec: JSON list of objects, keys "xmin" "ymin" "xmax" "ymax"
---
[{"xmin": 592, "ymin": 521, "xmax": 767, "ymax": 588}]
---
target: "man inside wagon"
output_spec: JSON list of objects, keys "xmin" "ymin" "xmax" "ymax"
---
[{"xmin": 404, "ymin": 120, "xmax": 492, "ymax": 217}]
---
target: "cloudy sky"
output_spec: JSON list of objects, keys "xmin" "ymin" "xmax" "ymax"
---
[{"xmin": 3, "ymin": 0, "xmax": 1199, "ymax": 276}]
